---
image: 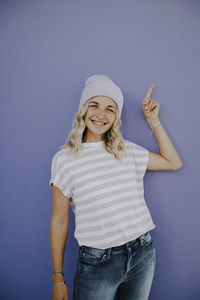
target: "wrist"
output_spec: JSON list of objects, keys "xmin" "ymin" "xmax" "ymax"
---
[
  {"xmin": 52, "ymin": 272, "xmax": 64, "ymax": 282},
  {"xmin": 150, "ymin": 121, "xmax": 163, "ymax": 135},
  {"xmin": 148, "ymin": 118, "xmax": 161, "ymax": 130}
]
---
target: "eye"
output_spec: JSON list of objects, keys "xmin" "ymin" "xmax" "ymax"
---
[
  {"xmin": 107, "ymin": 108, "xmax": 115, "ymax": 113},
  {"xmin": 89, "ymin": 104, "xmax": 115, "ymax": 113}
]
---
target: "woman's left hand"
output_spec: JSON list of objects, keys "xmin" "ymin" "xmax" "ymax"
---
[{"xmin": 142, "ymin": 83, "xmax": 160, "ymax": 128}]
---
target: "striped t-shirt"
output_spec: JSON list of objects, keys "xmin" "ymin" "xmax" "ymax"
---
[{"xmin": 49, "ymin": 139, "xmax": 156, "ymax": 249}]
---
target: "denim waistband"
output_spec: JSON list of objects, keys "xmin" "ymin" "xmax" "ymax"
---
[{"xmin": 79, "ymin": 231, "xmax": 149, "ymax": 254}]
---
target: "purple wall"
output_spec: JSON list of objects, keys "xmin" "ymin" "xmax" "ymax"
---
[{"xmin": 1, "ymin": 1, "xmax": 200, "ymax": 299}]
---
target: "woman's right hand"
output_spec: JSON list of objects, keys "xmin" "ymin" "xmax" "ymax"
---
[{"xmin": 52, "ymin": 283, "xmax": 68, "ymax": 300}]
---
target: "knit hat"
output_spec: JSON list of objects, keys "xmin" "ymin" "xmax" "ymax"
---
[{"xmin": 78, "ymin": 75, "xmax": 124, "ymax": 118}]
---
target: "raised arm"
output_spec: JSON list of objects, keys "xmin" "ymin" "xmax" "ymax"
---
[{"xmin": 142, "ymin": 84, "xmax": 182, "ymax": 171}]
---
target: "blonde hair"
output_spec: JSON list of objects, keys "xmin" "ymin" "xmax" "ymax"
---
[{"xmin": 59, "ymin": 98, "xmax": 126, "ymax": 161}]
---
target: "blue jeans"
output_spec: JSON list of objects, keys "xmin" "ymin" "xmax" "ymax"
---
[{"xmin": 73, "ymin": 231, "xmax": 156, "ymax": 300}]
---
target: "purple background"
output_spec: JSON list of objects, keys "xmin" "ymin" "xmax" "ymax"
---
[{"xmin": 1, "ymin": 0, "xmax": 200, "ymax": 299}]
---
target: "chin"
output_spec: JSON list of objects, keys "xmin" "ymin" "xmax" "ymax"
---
[{"xmin": 86, "ymin": 126, "xmax": 109, "ymax": 137}]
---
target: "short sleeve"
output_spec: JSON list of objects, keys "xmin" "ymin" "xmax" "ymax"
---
[
  {"xmin": 126, "ymin": 140, "xmax": 149, "ymax": 178},
  {"xmin": 49, "ymin": 151, "xmax": 73, "ymax": 199},
  {"xmin": 133, "ymin": 145, "xmax": 149, "ymax": 178}
]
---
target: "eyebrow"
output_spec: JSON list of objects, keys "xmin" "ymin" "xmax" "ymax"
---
[{"xmin": 89, "ymin": 101, "xmax": 116, "ymax": 109}]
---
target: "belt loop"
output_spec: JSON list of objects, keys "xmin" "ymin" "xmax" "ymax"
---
[
  {"xmin": 126, "ymin": 243, "xmax": 132, "ymax": 253},
  {"xmin": 139, "ymin": 233, "xmax": 145, "ymax": 246},
  {"xmin": 105, "ymin": 247, "xmax": 112, "ymax": 259}
]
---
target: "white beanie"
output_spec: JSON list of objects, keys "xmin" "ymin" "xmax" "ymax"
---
[{"xmin": 78, "ymin": 75, "xmax": 124, "ymax": 118}]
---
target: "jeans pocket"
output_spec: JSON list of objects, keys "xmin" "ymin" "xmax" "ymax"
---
[
  {"xmin": 79, "ymin": 247, "xmax": 107, "ymax": 265},
  {"xmin": 141, "ymin": 231, "xmax": 153, "ymax": 247}
]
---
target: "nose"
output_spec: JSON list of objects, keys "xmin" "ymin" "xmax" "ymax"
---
[{"xmin": 95, "ymin": 107, "xmax": 106, "ymax": 118}]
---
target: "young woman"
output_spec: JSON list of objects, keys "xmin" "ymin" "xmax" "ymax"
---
[{"xmin": 50, "ymin": 75, "xmax": 182, "ymax": 300}]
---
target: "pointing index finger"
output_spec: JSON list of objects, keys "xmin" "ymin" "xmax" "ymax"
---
[{"xmin": 145, "ymin": 83, "xmax": 155, "ymax": 100}]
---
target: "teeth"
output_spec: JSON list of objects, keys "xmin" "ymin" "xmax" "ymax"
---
[{"xmin": 91, "ymin": 120, "xmax": 105, "ymax": 126}]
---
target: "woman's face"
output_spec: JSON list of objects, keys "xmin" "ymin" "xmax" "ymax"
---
[{"xmin": 83, "ymin": 96, "xmax": 117, "ymax": 142}]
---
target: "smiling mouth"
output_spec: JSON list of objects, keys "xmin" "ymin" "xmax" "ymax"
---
[{"xmin": 90, "ymin": 119, "xmax": 107, "ymax": 126}]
